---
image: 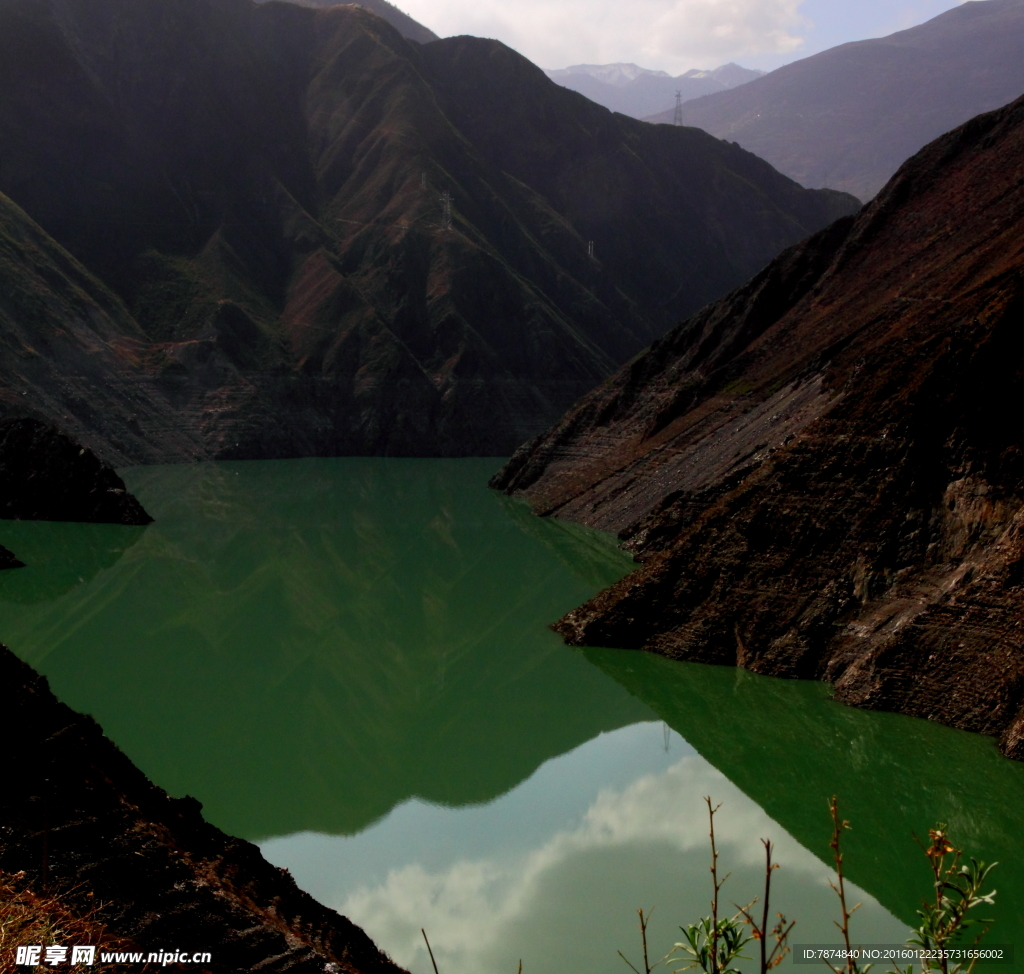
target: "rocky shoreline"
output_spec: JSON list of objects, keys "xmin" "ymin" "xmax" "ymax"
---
[
  {"xmin": 0, "ymin": 644, "xmax": 406, "ymax": 974},
  {"xmin": 494, "ymin": 92, "xmax": 1024, "ymax": 759}
]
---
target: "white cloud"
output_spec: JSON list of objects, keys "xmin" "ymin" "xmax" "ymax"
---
[
  {"xmin": 399, "ymin": 0, "xmax": 809, "ymax": 73},
  {"xmin": 333, "ymin": 757, "xmax": 905, "ymax": 974}
]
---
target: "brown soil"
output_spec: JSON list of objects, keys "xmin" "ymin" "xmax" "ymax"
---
[{"xmin": 493, "ymin": 91, "xmax": 1024, "ymax": 759}]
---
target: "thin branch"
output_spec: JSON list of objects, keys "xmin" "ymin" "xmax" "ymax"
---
[{"xmin": 421, "ymin": 928, "xmax": 440, "ymax": 974}]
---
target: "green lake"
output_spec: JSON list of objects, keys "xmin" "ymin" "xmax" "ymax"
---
[{"xmin": 1, "ymin": 458, "xmax": 1021, "ymax": 973}]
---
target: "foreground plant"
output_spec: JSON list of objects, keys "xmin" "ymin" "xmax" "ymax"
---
[
  {"xmin": 738, "ymin": 839, "xmax": 795, "ymax": 973},
  {"xmin": 889, "ymin": 825, "xmax": 997, "ymax": 974},
  {"xmin": 618, "ymin": 798, "xmax": 996, "ymax": 974},
  {"xmin": 825, "ymin": 797, "xmax": 869, "ymax": 974},
  {"xmin": 671, "ymin": 798, "xmax": 752, "ymax": 974},
  {"xmin": 617, "ymin": 797, "xmax": 793, "ymax": 974},
  {"xmin": 670, "ymin": 799, "xmax": 793, "ymax": 974}
]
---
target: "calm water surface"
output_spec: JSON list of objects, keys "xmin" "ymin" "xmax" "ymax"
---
[{"xmin": 1, "ymin": 459, "xmax": 1021, "ymax": 973}]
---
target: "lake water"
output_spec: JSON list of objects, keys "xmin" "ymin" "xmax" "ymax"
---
[{"xmin": 1, "ymin": 458, "xmax": 1021, "ymax": 973}]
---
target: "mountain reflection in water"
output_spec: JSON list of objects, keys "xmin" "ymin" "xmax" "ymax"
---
[
  {"xmin": 264, "ymin": 721, "xmax": 907, "ymax": 974},
  {"xmin": 584, "ymin": 648, "xmax": 1024, "ymax": 946},
  {"xmin": 1, "ymin": 458, "xmax": 1020, "ymax": 974},
  {"xmin": 0, "ymin": 458, "xmax": 649, "ymax": 839}
]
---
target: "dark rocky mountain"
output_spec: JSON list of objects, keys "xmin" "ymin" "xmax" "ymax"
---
[
  {"xmin": 546, "ymin": 61, "xmax": 763, "ymax": 119},
  {"xmin": 492, "ymin": 91, "xmax": 1024, "ymax": 758},
  {"xmin": 0, "ymin": 544, "xmax": 24, "ymax": 569},
  {"xmin": 256, "ymin": 0, "xmax": 439, "ymax": 44},
  {"xmin": 0, "ymin": 192, "xmax": 203, "ymax": 465},
  {"xmin": 0, "ymin": 643, "xmax": 407, "ymax": 974},
  {"xmin": 647, "ymin": 0, "xmax": 1024, "ymax": 201},
  {"xmin": 0, "ymin": 419, "xmax": 152, "ymax": 524},
  {"xmin": 0, "ymin": 0, "xmax": 855, "ymax": 462}
]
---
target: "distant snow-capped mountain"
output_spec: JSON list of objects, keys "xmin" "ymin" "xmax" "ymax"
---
[
  {"xmin": 544, "ymin": 62, "xmax": 763, "ymax": 118},
  {"xmin": 545, "ymin": 62, "xmax": 671, "ymax": 87}
]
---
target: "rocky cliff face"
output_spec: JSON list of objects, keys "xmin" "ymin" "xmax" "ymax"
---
[
  {"xmin": 493, "ymin": 92, "xmax": 1024, "ymax": 758},
  {"xmin": 0, "ymin": 544, "xmax": 24, "ymax": 569},
  {"xmin": 0, "ymin": 0, "xmax": 856, "ymax": 462},
  {"xmin": 0, "ymin": 419, "xmax": 152, "ymax": 525},
  {"xmin": 0, "ymin": 643, "xmax": 406, "ymax": 974},
  {"xmin": 0, "ymin": 193, "xmax": 203, "ymax": 466}
]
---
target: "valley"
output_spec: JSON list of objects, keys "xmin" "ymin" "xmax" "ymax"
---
[{"xmin": 3, "ymin": 0, "xmax": 1024, "ymax": 971}]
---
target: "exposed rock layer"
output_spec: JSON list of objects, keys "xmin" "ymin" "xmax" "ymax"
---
[
  {"xmin": 0, "ymin": 419, "xmax": 152, "ymax": 524},
  {"xmin": 0, "ymin": 193, "xmax": 203, "ymax": 466},
  {"xmin": 0, "ymin": 0, "xmax": 855, "ymax": 462},
  {"xmin": 493, "ymin": 92, "xmax": 1024, "ymax": 758},
  {"xmin": 0, "ymin": 643, "xmax": 406, "ymax": 974},
  {"xmin": 647, "ymin": 0, "xmax": 1024, "ymax": 201}
]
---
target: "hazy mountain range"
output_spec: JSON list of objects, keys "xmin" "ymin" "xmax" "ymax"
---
[
  {"xmin": 646, "ymin": 0, "xmax": 1024, "ymax": 200},
  {"xmin": 0, "ymin": 0, "xmax": 853, "ymax": 464},
  {"xmin": 546, "ymin": 61, "xmax": 764, "ymax": 120}
]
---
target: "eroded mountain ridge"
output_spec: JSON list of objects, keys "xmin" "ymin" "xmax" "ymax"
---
[
  {"xmin": 494, "ymin": 91, "xmax": 1024, "ymax": 758},
  {"xmin": 0, "ymin": 0, "xmax": 854, "ymax": 464}
]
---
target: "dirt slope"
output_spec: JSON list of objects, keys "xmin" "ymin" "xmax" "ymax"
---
[{"xmin": 494, "ymin": 91, "xmax": 1024, "ymax": 758}]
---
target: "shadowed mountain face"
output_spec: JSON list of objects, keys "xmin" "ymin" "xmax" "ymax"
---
[
  {"xmin": 647, "ymin": 0, "xmax": 1024, "ymax": 201},
  {"xmin": 0, "ymin": 0, "xmax": 855, "ymax": 462},
  {"xmin": 0, "ymin": 193, "xmax": 203, "ymax": 465},
  {"xmin": 255, "ymin": 0, "xmax": 439, "ymax": 44},
  {"xmin": 0, "ymin": 545, "xmax": 23, "ymax": 569},
  {"xmin": 0, "ymin": 644, "xmax": 408, "ymax": 974},
  {"xmin": 0, "ymin": 419, "xmax": 152, "ymax": 524},
  {"xmin": 493, "ymin": 91, "xmax": 1024, "ymax": 757}
]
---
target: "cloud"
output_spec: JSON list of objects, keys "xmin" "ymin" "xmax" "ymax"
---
[
  {"xmin": 397, "ymin": 0, "xmax": 809, "ymax": 72},
  {"xmin": 333, "ymin": 757, "xmax": 904, "ymax": 974}
]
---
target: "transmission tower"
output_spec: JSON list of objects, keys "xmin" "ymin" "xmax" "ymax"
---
[
  {"xmin": 439, "ymin": 190, "xmax": 452, "ymax": 230},
  {"xmin": 673, "ymin": 89, "xmax": 683, "ymax": 125},
  {"xmin": 587, "ymin": 240, "xmax": 594, "ymax": 259}
]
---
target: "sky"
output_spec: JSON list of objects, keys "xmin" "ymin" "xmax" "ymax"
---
[{"xmin": 395, "ymin": 0, "xmax": 971, "ymax": 74}]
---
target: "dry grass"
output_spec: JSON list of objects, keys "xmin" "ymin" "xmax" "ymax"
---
[{"xmin": 0, "ymin": 871, "xmax": 163, "ymax": 973}]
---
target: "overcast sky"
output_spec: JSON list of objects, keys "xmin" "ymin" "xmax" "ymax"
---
[{"xmin": 397, "ymin": 0, "xmax": 970, "ymax": 73}]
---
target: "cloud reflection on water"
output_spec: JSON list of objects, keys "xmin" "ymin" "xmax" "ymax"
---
[{"xmin": 264, "ymin": 723, "xmax": 907, "ymax": 974}]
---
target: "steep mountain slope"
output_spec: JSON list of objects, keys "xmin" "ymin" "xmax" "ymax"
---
[
  {"xmin": 493, "ymin": 92, "xmax": 1024, "ymax": 758},
  {"xmin": 0, "ymin": 644, "xmax": 407, "ymax": 973},
  {"xmin": 255, "ymin": 0, "xmax": 439, "ymax": 43},
  {"xmin": 549, "ymin": 62, "xmax": 763, "ymax": 120},
  {"xmin": 0, "ymin": 418, "xmax": 152, "ymax": 524},
  {"xmin": 0, "ymin": 0, "xmax": 855, "ymax": 460},
  {"xmin": 647, "ymin": 0, "xmax": 1024, "ymax": 201},
  {"xmin": 0, "ymin": 192, "xmax": 203, "ymax": 464}
]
